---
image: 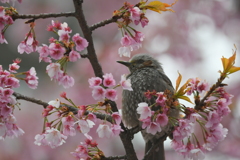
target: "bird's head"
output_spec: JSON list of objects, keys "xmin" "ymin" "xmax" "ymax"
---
[{"xmin": 117, "ymin": 54, "xmax": 162, "ymax": 73}]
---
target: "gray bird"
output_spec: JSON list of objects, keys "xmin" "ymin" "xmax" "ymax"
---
[{"xmin": 117, "ymin": 54, "xmax": 178, "ymax": 160}]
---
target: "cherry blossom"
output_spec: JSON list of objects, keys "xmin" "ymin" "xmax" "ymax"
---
[
  {"xmin": 48, "ymin": 98, "xmax": 60, "ymax": 108},
  {"xmin": 72, "ymin": 33, "xmax": 88, "ymax": 52},
  {"xmin": 69, "ymin": 50, "xmax": 80, "ymax": 62},
  {"xmin": 58, "ymin": 74, "xmax": 75, "ymax": 88},
  {"xmin": 112, "ymin": 112, "xmax": 121, "ymax": 125},
  {"xmin": 120, "ymin": 74, "xmax": 133, "ymax": 91},
  {"xmin": 105, "ymin": 89, "xmax": 117, "ymax": 101},
  {"xmin": 137, "ymin": 102, "xmax": 152, "ymax": 120},
  {"xmin": 155, "ymin": 113, "xmax": 168, "ymax": 127},
  {"xmin": 25, "ymin": 67, "xmax": 38, "ymax": 89},
  {"xmin": 103, "ymin": 73, "xmax": 116, "ymax": 87},
  {"xmin": 91, "ymin": 86, "xmax": 106, "ymax": 100},
  {"xmin": 76, "ymin": 119, "xmax": 95, "ymax": 134},
  {"xmin": 88, "ymin": 77, "xmax": 102, "ymax": 88},
  {"xmin": 146, "ymin": 121, "xmax": 161, "ymax": 135},
  {"xmin": 96, "ymin": 123, "xmax": 112, "ymax": 138}
]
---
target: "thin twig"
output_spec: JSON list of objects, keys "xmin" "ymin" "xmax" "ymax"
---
[
  {"xmin": 90, "ymin": 15, "xmax": 121, "ymax": 31},
  {"xmin": 13, "ymin": 92, "xmax": 49, "ymax": 108},
  {"xmin": 12, "ymin": 12, "xmax": 75, "ymax": 20}
]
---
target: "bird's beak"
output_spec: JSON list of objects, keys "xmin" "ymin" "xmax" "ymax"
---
[{"xmin": 117, "ymin": 61, "xmax": 131, "ymax": 67}]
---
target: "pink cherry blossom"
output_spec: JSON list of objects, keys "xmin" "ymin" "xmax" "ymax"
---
[
  {"xmin": 48, "ymin": 98, "xmax": 60, "ymax": 108},
  {"xmin": 91, "ymin": 86, "xmax": 106, "ymax": 100},
  {"xmin": 69, "ymin": 50, "xmax": 80, "ymax": 62},
  {"xmin": 173, "ymin": 119, "xmax": 194, "ymax": 142},
  {"xmin": 155, "ymin": 113, "xmax": 168, "ymax": 127},
  {"xmin": 60, "ymin": 22, "xmax": 72, "ymax": 33},
  {"xmin": 76, "ymin": 119, "xmax": 95, "ymax": 134},
  {"xmin": 34, "ymin": 134, "xmax": 48, "ymax": 146},
  {"xmin": 216, "ymin": 98, "xmax": 231, "ymax": 116},
  {"xmin": 129, "ymin": 7, "xmax": 141, "ymax": 22},
  {"xmin": 25, "ymin": 67, "xmax": 38, "ymax": 89},
  {"xmin": 111, "ymin": 124, "xmax": 123, "ymax": 136},
  {"xmin": 96, "ymin": 123, "xmax": 112, "ymax": 138},
  {"xmin": 63, "ymin": 124, "xmax": 76, "ymax": 136},
  {"xmin": 4, "ymin": 77, "xmax": 20, "ymax": 88},
  {"xmin": 120, "ymin": 34, "xmax": 135, "ymax": 46},
  {"xmin": 140, "ymin": 16, "xmax": 149, "ymax": 27},
  {"xmin": 112, "ymin": 112, "xmax": 121, "ymax": 125},
  {"xmin": 58, "ymin": 74, "xmax": 75, "ymax": 88},
  {"xmin": 103, "ymin": 73, "xmax": 116, "ymax": 87},
  {"xmin": 120, "ymin": 74, "xmax": 133, "ymax": 91},
  {"xmin": 17, "ymin": 41, "xmax": 34, "ymax": 54},
  {"xmin": 87, "ymin": 113, "xmax": 97, "ymax": 123},
  {"xmin": 37, "ymin": 44, "xmax": 50, "ymax": 62},
  {"xmin": 44, "ymin": 127, "xmax": 67, "ymax": 148},
  {"xmin": 188, "ymin": 148, "xmax": 205, "ymax": 160},
  {"xmin": 146, "ymin": 121, "xmax": 161, "ymax": 135},
  {"xmin": 71, "ymin": 144, "xmax": 89, "ymax": 159},
  {"xmin": 0, "ymin": 105, "xmax": 12, "ymax": 117},
  {"xmin": 0, "ymin": 33, "xmax": 7, "ymax": 44},
  {"xmin": 72, "ymin": 33, "xmax": 89, "ymax": 52},
  {"xmin": 88, "ymin": 77, "xmax": 102, "ymax": 88},
  {"xmin": 134, "ymin": 31, "xmax": 145, "ymax": 43},
  {"xmin": 155, "ymin": 92, "xmax": 166, "ymax": 107},
  {"xmin": 58, "ymin": 30, "xmax": 70, "ymax": 42},
  {"xmin": 9, "ymin": 63, "xmax": 20, "ymax": 73},
  {"xmin": 205, "ymin": 111, "xmax": 221, "ymax": 128},
  {"xmin": 49, "ymin": 43, "xmax": 66, "ymax": 60},
  {"xmin": 197, "ymin": 81, "xmax": 209, "ymax": 93},
  {"xmin": 209, "ymin": 123, "xmax": 228, "ymax": 142},
  {"xmin": 137, "ymin": 102, "xmax": 152, "ymax": 120},
  {"xmin": 105, "ymin": 89, "xmax": 117, "ymax": 101},
  {"xmin": 141, "ymin": 117, "xmax": 151, "ymax": 129},
  {"xmin": 46, "ymin": 63, "xmax": 62, "ymax": 80},
  {"xmin": 62, "ymin": 115, "xmax": 75, "ymax": 126}
]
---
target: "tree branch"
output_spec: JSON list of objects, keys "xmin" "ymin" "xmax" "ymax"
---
[
  {"xmin": 12, "ymin": 12, "xmax": 75, "ymax": 20},
  {"xmin": 13, "ymin": 92, "xmax": 49, "ymax": 108},
  {"xmin": 89, "ymin": 15, "xmax": 121, "ymax": 31},
  {"xmin": 142, "ymin": 131, "xmax": 172, "ymax": 160},
  {"xmin": 72, "ymin": 0, "xmax": 103, "ymax": 78},
  {"xmin": 102, "ymin": 155, "xmax": 127, "ymax": 160}
]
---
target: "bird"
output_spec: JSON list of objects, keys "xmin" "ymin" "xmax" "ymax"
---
[{"xmin": 117, "ymin": 54, "xmax": 178, "ymax": 160}]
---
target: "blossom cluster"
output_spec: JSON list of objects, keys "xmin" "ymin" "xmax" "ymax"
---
[
  {"xmin": 137, "ymin": 92, "xmax": 170, "ymax": 135},
  {"xmin": 41, "ymin": 21, "xmax": 88, "ymax": 88},
  {"xmin": 171, "ymin": 79, "xmax": 232, "ymax": 159},
  {"xmin": 71, "ymin": 136, "xmax": 103, "ymax": 160},
  {"xmin": 186, "ymin": 77, "xmax": 209, "ymax": 95},
  {"xmin": 0, "ymin": 6, "xmax": 14, "ymax": 44},
  {"xmin": 114, "ymin": 3, "xmax": 148, "ymax": 57},
  {"xmin": 35, "ymin": 95, "xmax": 123, "ymax": 150},
  {"xmin": 89, "ymin": 73, "xmax": 132, "ymax": 101},
  {"xmin": 0, "ymin": 60, "xmax": 38, "ymax": 140},
  {"xmin": 16, "ymin": 21, "xmax": 89, "ymax": 88}
]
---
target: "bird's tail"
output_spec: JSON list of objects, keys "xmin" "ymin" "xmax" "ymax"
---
[{"xmin": 145, "ymin": 140, "xmax": 165, "ymax": 160}]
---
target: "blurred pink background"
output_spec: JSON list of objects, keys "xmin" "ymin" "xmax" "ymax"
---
[{"xmin": 0, "ymin": 0, "xmax": 240, "ymax": 159}]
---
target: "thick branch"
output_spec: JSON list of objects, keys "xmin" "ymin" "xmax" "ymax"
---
[
  {"xmin": 12, "ymin": 12, "xmax": 75, "ymax": 20},
  {"xmin": 142, "ymin": 127, "xmax": 174, "ymax": 160},
  {"xmin": 73, "ymin": 0, "xmax": 103, "ymax": 78}
]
